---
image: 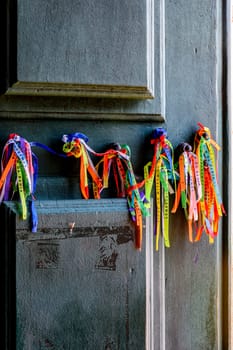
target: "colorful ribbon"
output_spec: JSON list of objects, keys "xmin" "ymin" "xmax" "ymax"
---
[
  {"xmin": 0, "ymin": 134, "xmax": 38, "ymax": 231},
  {"xmin": 171, "ymin": 142, "xmax": 202, "ymax": 242},
  {"xmin": 193, "ymin": 122, "xmax": 226, "ymax": 242},
  {"xmin": 144, "ymin": 128, "xmax": 176, "ymax": 250},
  {"xmin": 0, "ymin": 135, "xmax": 69, "ymax": 232},
  {"xmin": 62, "ymin": 134, "xmax": 149, "ymax": 250},
  {"xmin": 62, "ymin": 133, "xmax": 105, "ymax": 199},
  {"xmin": 96, "ymin": 143, "xmax": 149, "ymax": 250}
]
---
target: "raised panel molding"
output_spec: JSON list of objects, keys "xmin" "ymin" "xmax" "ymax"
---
[
  {"xmin": 6, "ymin": 82, "xmax": 153, "ymax": 99},
  {"xmin": 15, "ymin": 0, "xmax": 154, "ymax": 99},
  {"xmin": 0, "ymin": 0, "xmax": 165, "ymax": 119}
]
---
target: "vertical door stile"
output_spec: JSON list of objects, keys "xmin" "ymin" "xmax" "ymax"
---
[{"xmin": 146, "ymin": 202, "xmax": 154, "ymax": 350}]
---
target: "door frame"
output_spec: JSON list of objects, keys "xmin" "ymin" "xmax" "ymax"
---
[
  {"xmin": 226, "ymin": 0, "xmax": 232, "ymax": 348},
  {"xmin": 229, "ymin": 0, "xmax": 233, "ymax": 347}
]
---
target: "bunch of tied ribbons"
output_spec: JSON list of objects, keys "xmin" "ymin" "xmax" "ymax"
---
[
  {"xmin": 171, "ymin": 142, "xmax": 202, "ymax": 242},
  {"xmin": 193, "ymin": 123, "xmax": 225, "ymax": 242},
  {"xmin": 144, "ymin": 128, "xmax": 176, "ymax": 250},
  {"xmin": 0, "ymin": 134, "xmax": 38, "ymax": 232},
  {"xmin": 62, "ymin": 133, "xmax": 149, "ymax": 250},
  {"xmin": 0, "ymin": 134, "xmax": 66, "ymax": 232},
  {"xmin": 171, "ymin": 123, "xmax": 225, "ymax": 243}
]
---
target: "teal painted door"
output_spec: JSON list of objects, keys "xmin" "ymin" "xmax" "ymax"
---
[{"xmin": 0, "ymin": 0, "xmax": 227, "ymax": 349}]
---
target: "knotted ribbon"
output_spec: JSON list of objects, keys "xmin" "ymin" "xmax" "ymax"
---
[
  {"xmin": 193, "ymin": 122, "xmax": 226, "ymax": 242},
  {"xmin": 62, "ymin": 133, "xmax": 108, "ymax": 199},
  {"xmin": 0, "ymin": 134, "xmax": 38, "ymax": 232},
  {"xmin": 62, "ymin": 133, "xmax": 149, "ymax": 249},
  {"xmin": 0, "ymin": 135, "xmax": 70, "ymax": 232},
  {"xmin": 95, "ymin": 143, "xmax": 149, "ymax": 249},
  {"xmin": 144, "ymin": 128, "xmax": 176, "ymax": 250},
  {"xmin": 171, "ymin": 142, "xmax": 202, "ymax": 242}
]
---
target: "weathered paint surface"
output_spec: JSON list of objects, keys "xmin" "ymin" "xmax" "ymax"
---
[
  {"xmin": 14, "ymin": 200, "xmax": 146, "ymax": 350},
  {"xmin": 165, "ymin": 1, "xmax": 222, "ymax": 349},
  {"xmin": 18, "ymin": 0, "xmax": 147, "ymax": 86}
]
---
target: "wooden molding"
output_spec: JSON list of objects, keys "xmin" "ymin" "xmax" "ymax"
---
[{"xmin": 6, "ymin": 81, "xmax": 154, "ymax": 99}]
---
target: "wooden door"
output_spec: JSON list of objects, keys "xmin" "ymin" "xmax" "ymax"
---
[{"xmin": 0, "ymin": 0, "xmax": 228, "ymax": 349}]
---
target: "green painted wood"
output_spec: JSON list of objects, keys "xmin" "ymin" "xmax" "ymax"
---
[
  {"xmin": 13, "ymin": 200, "xmax": 145, "ymax": 349},
  {"xmin": 164, "ymin": 1, "xmax": 223, "ymax": 349},
  {"xmin": 17, "ymin": 1, "xmax": 148, "ymax": 88},
  {"xmin": 0, "ymin": 0, "xmax": 227, "ymax": 349},
  {"xmin": 0, "ymin": 0, "xmax": 165, "ymax": 117},
  {"xmin": 0, "ymin": 204, "xmax": 16, "ymax": 350}
]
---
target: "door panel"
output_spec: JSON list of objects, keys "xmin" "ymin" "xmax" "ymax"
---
[
  {"xmin": 0, "ymin": 0, "xmax": 165, "ymax": 118},
  {"xmin": 2, "ymin": 200, "xmax": 161, "ymax": 349}
]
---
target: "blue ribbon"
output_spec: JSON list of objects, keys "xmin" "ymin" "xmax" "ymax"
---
[
  {"xmin": 62, "ymin": 132, "xmax": 89, "ymax": 143},
  {"xmin": 30, "ymin": 142, "xmax": 67, "ymax": 158}
]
